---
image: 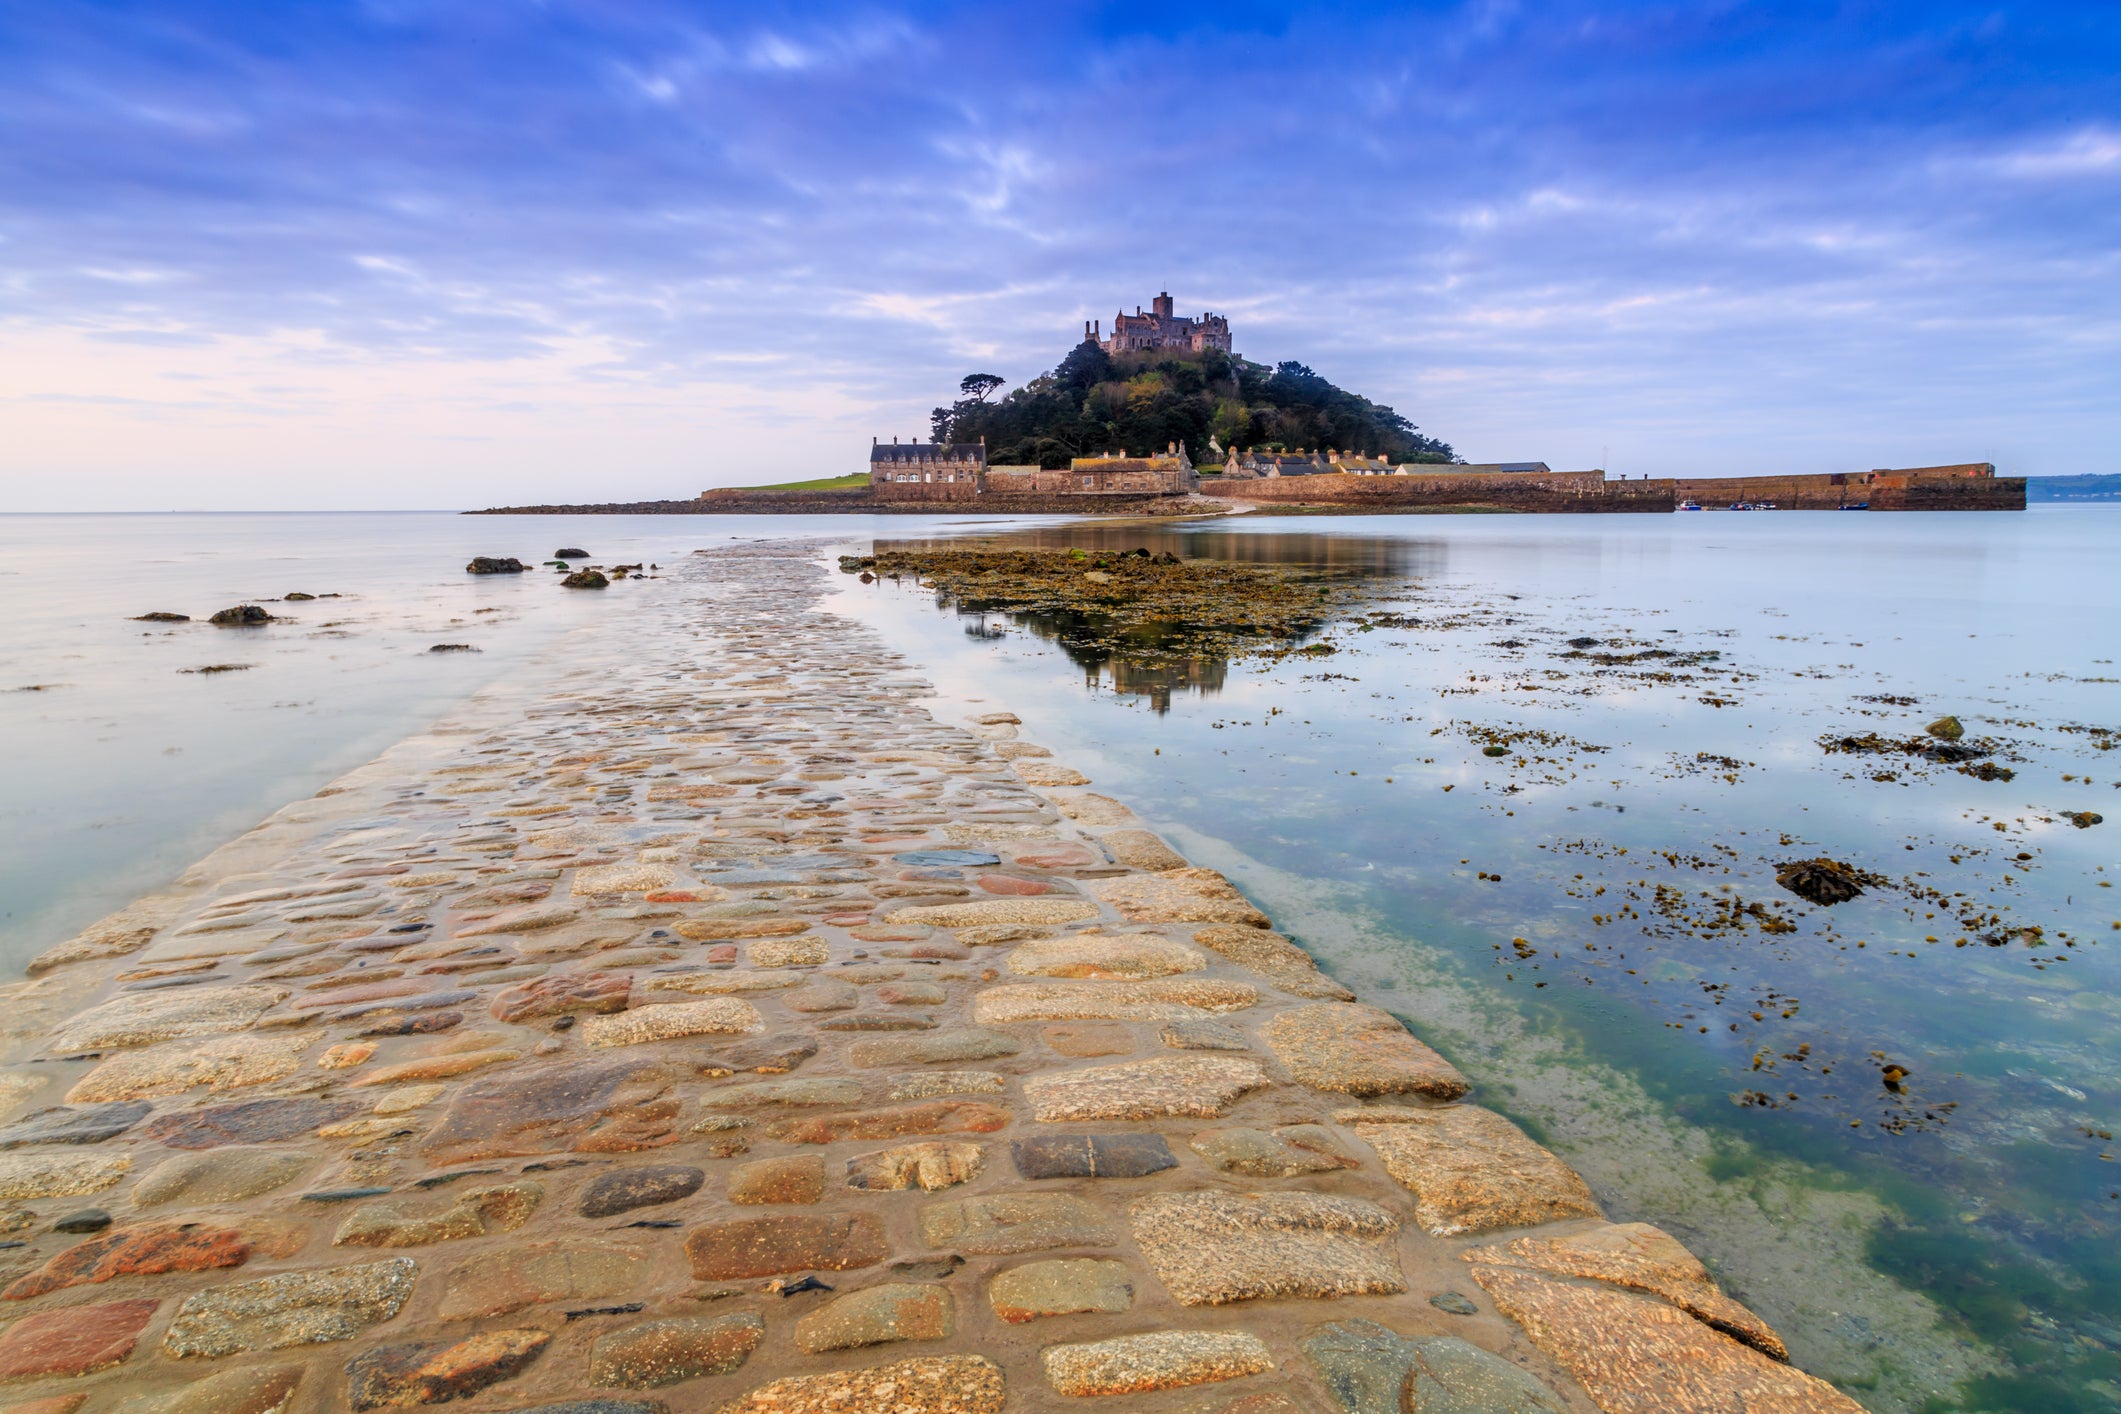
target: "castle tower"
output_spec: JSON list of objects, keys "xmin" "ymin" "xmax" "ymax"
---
[{"xmin": 1153, "ymin": 292, "xmax": 1174, "ymax": 319}]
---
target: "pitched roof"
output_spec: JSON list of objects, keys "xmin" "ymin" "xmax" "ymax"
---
[{"xmin": 870, "ymin": 442, "xmax": 987, "ymax": 465}]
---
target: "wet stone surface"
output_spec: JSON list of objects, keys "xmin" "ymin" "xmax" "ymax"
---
[{"xmin": 0, "ymin": 542, "xmax": 1828, "ymax": 1414}]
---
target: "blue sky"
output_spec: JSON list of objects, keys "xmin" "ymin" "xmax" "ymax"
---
[{"xmin": 3, "ymin": 1, "xmax": 2117, "ymax": 508}]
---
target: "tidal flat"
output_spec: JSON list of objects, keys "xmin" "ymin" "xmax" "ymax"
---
[
  {"xmin": 838, "ymin": 508, "xmax": 2121, "ymax": 1413},
  {"xmin": 0, "ymin": 535, "xmax": 1871, "ymax": 1412}
]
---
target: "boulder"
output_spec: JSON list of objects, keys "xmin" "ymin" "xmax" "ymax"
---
[
  {"xmin": 466, "ymin": 558, "xmax": 528, "ymax": 575},
  {"xmin": 208, "ymin": 605, "xmax": 273, "ymax": 625}
]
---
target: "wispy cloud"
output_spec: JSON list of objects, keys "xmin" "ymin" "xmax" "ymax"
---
[{"xmin": 0, "ymin": 0, "xmax": 2116, "ymax": 507}]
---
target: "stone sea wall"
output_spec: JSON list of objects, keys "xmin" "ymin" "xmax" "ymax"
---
[
  {"xmin": 0, "ymin": 543, "xmax": 1864, "ymax": 1413},
  {"xmin": 1207, "ymin": 473, "xmax": 1678, "ymax": 513}
]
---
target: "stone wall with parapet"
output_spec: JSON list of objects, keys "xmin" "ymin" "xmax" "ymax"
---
[
  {"xmin": 1673, "ymin": 473, "xmax": 2027, "ymax": 510},
  {"xmin": 1223, "ymin": 470, "xmax": 1678, "ymax": 513}
]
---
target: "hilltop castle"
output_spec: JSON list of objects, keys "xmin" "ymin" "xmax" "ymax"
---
[{"xmin": 1084, "ymin": 292, "xmax": 1232, "ymax": 355}]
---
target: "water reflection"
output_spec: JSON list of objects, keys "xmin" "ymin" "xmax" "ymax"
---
[
  {"xmin": 955, "ymin": 604, "xmax": 1233, "ymax": 712},
  {"xmin": 843, "ymin": 508, "xmax": 2121, "ymax": 1412}
]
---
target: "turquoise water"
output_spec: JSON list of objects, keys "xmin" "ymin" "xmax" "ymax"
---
[{"xmin": 833, "ymin": 507, "xmax": 2121, "ymax": 1413}]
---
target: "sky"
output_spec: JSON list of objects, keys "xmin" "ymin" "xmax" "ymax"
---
[{"xmin": 2, "ymin": 1, "xmax": 2118, "ymax": 510}]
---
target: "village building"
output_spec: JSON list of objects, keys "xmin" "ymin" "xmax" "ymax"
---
[
  {"xmin": 1085, "ymin": 292, "xmax": 1232, "ymax": 355},
  {"xmin": 987, "ymin": 444, "xmax": 1199, "ymax": 497},
  {"xmin": 867, "ymin": 438, "xmax": 988, "ymax": 501}
]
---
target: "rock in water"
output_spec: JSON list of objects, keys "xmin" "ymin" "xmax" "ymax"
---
[
  {"xmin": 465, "ymin": 557, "xmax": 527, "ymax": 574},
  {"xmin": 562, "ymin": 569, "xmax": 610, "ymax": 589},
  {"xmin": 1925, "ymin": 715, "xmax": 1964, "ymax": 740},
  {"xmin": 1773, "ymin": 858, "xmax": 1865, "ymax": 906},
  {"xmin": 555, "ymin": 547, "xmax": 590, "ymax": 558},
  {"xmin": 208, "ymin": 605, "xmax": 272, "ymax": 625},
  {"xmin": 133, "ymin": 612, "xmax": 190, "ymax": 622}
]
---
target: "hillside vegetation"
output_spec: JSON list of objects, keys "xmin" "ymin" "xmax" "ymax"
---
[{"xmin": 933, "ymin": 341, "xmax": 1456, "ymax": 470}]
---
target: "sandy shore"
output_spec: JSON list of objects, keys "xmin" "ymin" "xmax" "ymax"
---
[{"xmin": 0, "ymin": 541, "xmax": 1862, "ymax": 1412}]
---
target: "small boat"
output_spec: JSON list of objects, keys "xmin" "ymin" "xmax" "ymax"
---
[
  {"xmin": 1678, "ymin": 500, "xmax": 1702, "ymax": 511},
  {"xmin": 1840, "ymin": 502, "xmax": 1869, "ymax": 511}
]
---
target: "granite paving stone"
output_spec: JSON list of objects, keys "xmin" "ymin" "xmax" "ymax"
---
[
  {"xmin": 1129, "ymin": 1191, "xmax": 1407, "ymax": 1305},
  {"xmin": 917, "ymin": 1192, "xmax": 1116, "ymax": 1254},
  {"xmin": 1467, "ymin": 1264, "xmax": 1865, "ymax": 1413},
  {"xmin": 343, "ymin": 1328, "xmax": 549, "ymax": 1409},
  {"xmin": 843, "ymin": 1140, "xmax": 986, "ymax": 1192},
  {"xmin": 987, "ymin": 1257, "xmax": 1134, "ymax": 1323},
  {"xmin": 1350, "ymin": 1108, "xmax": 1602, "ymax": 1236},
  {"xmin": 587, "ymin": 1312, "xmax": 763, "ymax": 1388},
  {"xmin": 1464, "ymin": 1223, "xmax": 1788, "ymax": 1359},
  {"xmin": 161, "ymin": 1257, "xmax": 418, "ymax": 1357},
  {"xmin": 0, "ymin": 1151, "xmax": 131, "ymax": 1199},
  {"xmin": 0, "ymin": 1299, "xmax": 159, "ymax": 1380},
  {"xmin": 108, "ymin": 1364, "xmax": 305, "ymax": 1414},
  {"xmin": 1264, "ymin": 1004, "xmax": 1469, "ymax": 1099},
  {"xmin": 683, "ymin": 1212, "xmax": 889, "ymax": 1279},
  {"xmin": 577, "ymin": 1163, "xmax": 706, "ymax": 1218},
  {"xmin": 435, "ymin": 1241, "xmax": 650, "ymax": 1320},
  {"xmin": 1023, "ymin": 1055, "xmax": 1268, "ymax": 1121},
  {"xmin": 793, "ymin": 1282, "xmax": 955, "ymax": 1353},
  {"xmin": 714, "ymin": 1354, "xmax": 1005, "ymax": 1414},
  {"xmin": 0, "ymin": 1103, "xmax": 153, "ymax": 1149},
  {"xmin": 1042, "ymin": 1330, "xmax": 1275, "ymax": 1396},
  {"xmin": 1011, "ymin": 1132, "xmax": 1177, "ymax": 1179}
]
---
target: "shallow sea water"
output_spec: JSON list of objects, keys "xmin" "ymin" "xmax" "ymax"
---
[
  {"xmin": 831, "ymin": 506, "xmax": 2121, "ymax": 1413},
  {"xmin": 0, "ymin": 511, "xmax": 1052, "ymax": 972}
]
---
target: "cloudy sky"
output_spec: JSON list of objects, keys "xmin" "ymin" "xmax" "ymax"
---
[{"xmin": 3, "ymin": 1, "xmax": 2116, "ymax": 509}]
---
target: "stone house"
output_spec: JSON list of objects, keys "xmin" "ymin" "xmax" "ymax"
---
[{"xmin": 869, "ymin": 439, "xmax": 988, "ymax": 501}]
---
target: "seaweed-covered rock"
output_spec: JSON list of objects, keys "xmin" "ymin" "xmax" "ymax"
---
[
  {"xmin": 209, "ymin": 605, "xmax": 272, "ymax": 625},
  {"xmin": 1773, "ymin": 859, "xmax": 1865, "ymax": 906},
  {"xmin": 466, "ymin": 557, "xmax": 527, "ymax": 574},
  {"xmin": 562, "ymin": 569, "xmax": 610, "ymax": 589}
]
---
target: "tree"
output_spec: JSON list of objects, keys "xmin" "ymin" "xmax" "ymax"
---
[{"xmin": 959, "ymin": 373, "xmax": 1005, "ymax": 404}]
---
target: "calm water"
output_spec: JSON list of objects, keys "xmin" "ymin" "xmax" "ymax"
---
[
  {"xmin": 4, "ymin": 507, "xmax": 2115, "ymax": 1411},
  {"xmin": 831, "ymin": 507, "xmax": 2121, "ymax": 1414},
  {"xmin": 0, "ymin": 511, "xmax": 1051, "ymax": 972}
]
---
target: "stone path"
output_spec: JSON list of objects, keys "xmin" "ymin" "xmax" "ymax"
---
[{"xmin": 0, "ymin": 542, "xmax": 1867, "ymax": 1413}]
